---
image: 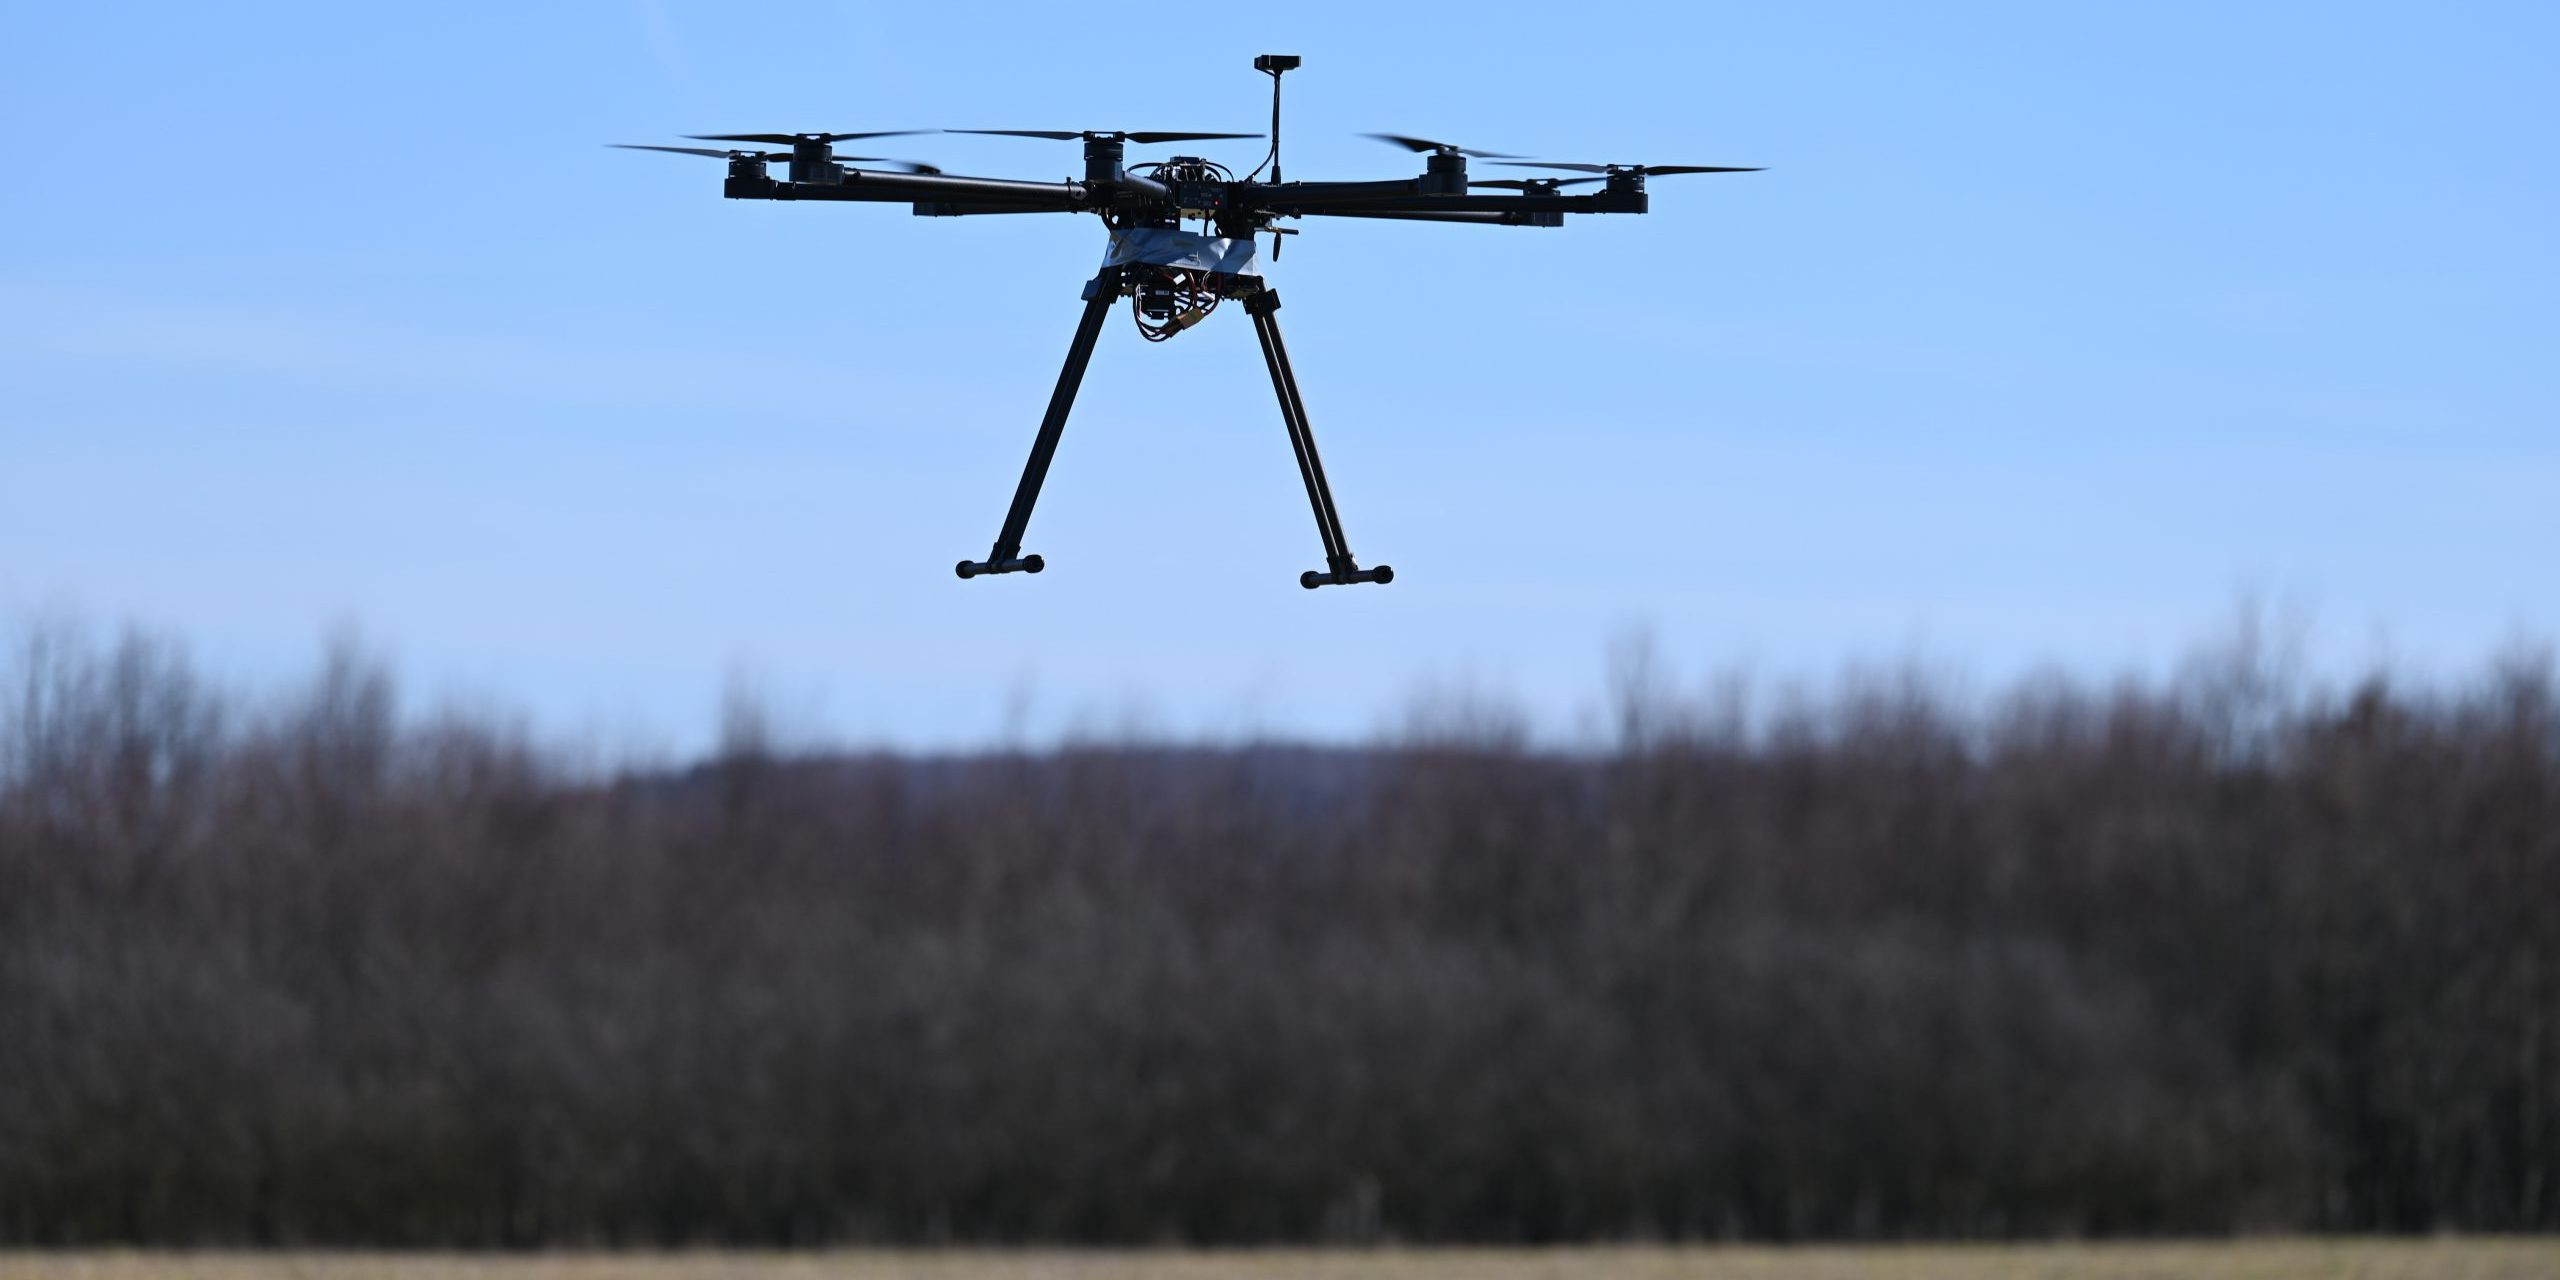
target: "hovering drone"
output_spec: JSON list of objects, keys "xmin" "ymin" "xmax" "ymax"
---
[{"xmin": 618, "ymin": 55, "xmax": 1758, "ymax": 589}]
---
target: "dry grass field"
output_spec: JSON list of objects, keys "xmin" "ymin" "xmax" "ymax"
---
[{"xmin": 4, "ymin": 1242, "xmax": 2558, "ymax": 1280}]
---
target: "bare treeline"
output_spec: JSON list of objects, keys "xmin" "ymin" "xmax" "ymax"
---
[{"xmin": 1, "ymin": 623, "xmax": 2554, "ymax": 1246}]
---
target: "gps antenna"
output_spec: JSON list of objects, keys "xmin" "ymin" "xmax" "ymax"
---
[{"xmin": 1253, "ymin": 55, "xmax": 1300, "ymax": 184}]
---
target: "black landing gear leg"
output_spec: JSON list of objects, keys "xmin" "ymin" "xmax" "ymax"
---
[
  {"xmin": 957, "ymin": 267, "xmax": 1125, "ymax": 580},
  {"xmin": 1244, "ymin": 289, "xmax": 1394, "ymax": 589}
]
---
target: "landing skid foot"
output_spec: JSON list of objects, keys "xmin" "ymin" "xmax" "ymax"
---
[
  {"xmin": 956, "ymin": 555, "xmax": 1044, "ymax": 579},
  {"xmin": 1301, "ymin": 563, "xmax": 1393, "ymax": 589}
]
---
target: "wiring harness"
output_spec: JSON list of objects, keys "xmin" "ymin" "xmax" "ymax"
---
[{"xmin": 1124, "ymin": 158, "xmax": 1237, "ymax": 341}]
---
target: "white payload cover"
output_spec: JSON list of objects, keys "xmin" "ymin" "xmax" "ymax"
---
[{"xmin": 1101, "ymin": 227, "xmax": 1262, "ymax": 277}]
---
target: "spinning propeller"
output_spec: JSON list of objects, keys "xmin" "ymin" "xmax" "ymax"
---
[
  {"xmin": 1363, "ymin": 133, "xmax": 1521, "ymax": 159},
  {"xmin": 612, "ymin": 144, "xmax": 941, "ymax": 174},
  {"xmin": 686, "ymin": 131, "xmax": 924, "ymax": 146},
  {"xmin": 1473, "ymin": 160, "xmax": 1763, "ymax": 189},
  {"xmin": 947, "ymin": 130, "xmax": 1263, "ymax": 144}
]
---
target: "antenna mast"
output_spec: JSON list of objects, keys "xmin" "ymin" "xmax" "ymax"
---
[{"xmin": 1253, "ymin": 55, "xmax": 1300, "ymax": 183}]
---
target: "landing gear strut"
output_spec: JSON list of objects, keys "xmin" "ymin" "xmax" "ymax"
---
[
  {"xmin": 955, "ymin": 267, "xmax": 1122, "ymax": 581},
  {"xmin": 956, "ymin": 268, "xmax": 1393, "ymax": 589},
  {"xmin": 1243, "ymin": 288, "xmax": 1391, "ymax": 589}
]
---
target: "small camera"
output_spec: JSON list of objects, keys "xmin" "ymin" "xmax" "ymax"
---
[{"xmin": 1254, "ymin": 54, "xmax": 1301, "ymax": 73}]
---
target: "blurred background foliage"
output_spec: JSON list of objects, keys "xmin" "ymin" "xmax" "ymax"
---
[{"xmin": 0, "ymin": 620, "xmax": 2553, "ymax": 1245}]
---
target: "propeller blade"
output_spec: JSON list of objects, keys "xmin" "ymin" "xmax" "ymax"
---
[
  {"xmin": 613, "ymin": 144, "xmax": 782, "ymax": 160},
  {"xmin": 1468, "ymin": 177, "xmax": 1604, "ymax": 190},
  {"xmin": 617, "ymin": 145, "xmax": 944, "ymax": 175},
  {"xmin": 946, "ymin": 129, "xmax": 1262, "ymax": 144},
  {"xmin": 686, "ymin": 130, "xmax": 924, "ymax": 145},
  {"xmin": 619, "ymin": 145, "xmax": 943, "ymax": 174},
  {"xmin": 1364, "ymin": 133, "xmax": 1523, "ymax": 159},
  {"xmin": 837, "ymin": 158, "xmax": 945, "ymax": 175},
  {"xmin": 1493, "ymin": 161, "xmax": 1764, "ymax": 176},
  {"xmin": 1123, "ymin": 131, "xmax": 1263, "ymax": 144}
]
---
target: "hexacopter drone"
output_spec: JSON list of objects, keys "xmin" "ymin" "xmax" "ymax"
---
[{"xmin": 619, "ymin": 55, "xmax": 1758, "ymax": 589}]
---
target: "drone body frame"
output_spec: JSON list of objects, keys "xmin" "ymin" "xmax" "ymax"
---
[{"xmin": 623, "ymin": 56, "xmax": 1755, "ymax": 589}]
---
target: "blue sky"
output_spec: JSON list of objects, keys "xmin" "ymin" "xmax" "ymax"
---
[{"xmin": 3, "ymin": 2, "xmax": 2554, "ymax": 750}]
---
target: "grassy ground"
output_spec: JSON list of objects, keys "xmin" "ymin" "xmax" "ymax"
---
[{"xmin": 3, "ymin": 1241, "xmax": 2557, "ymax": 1280}]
